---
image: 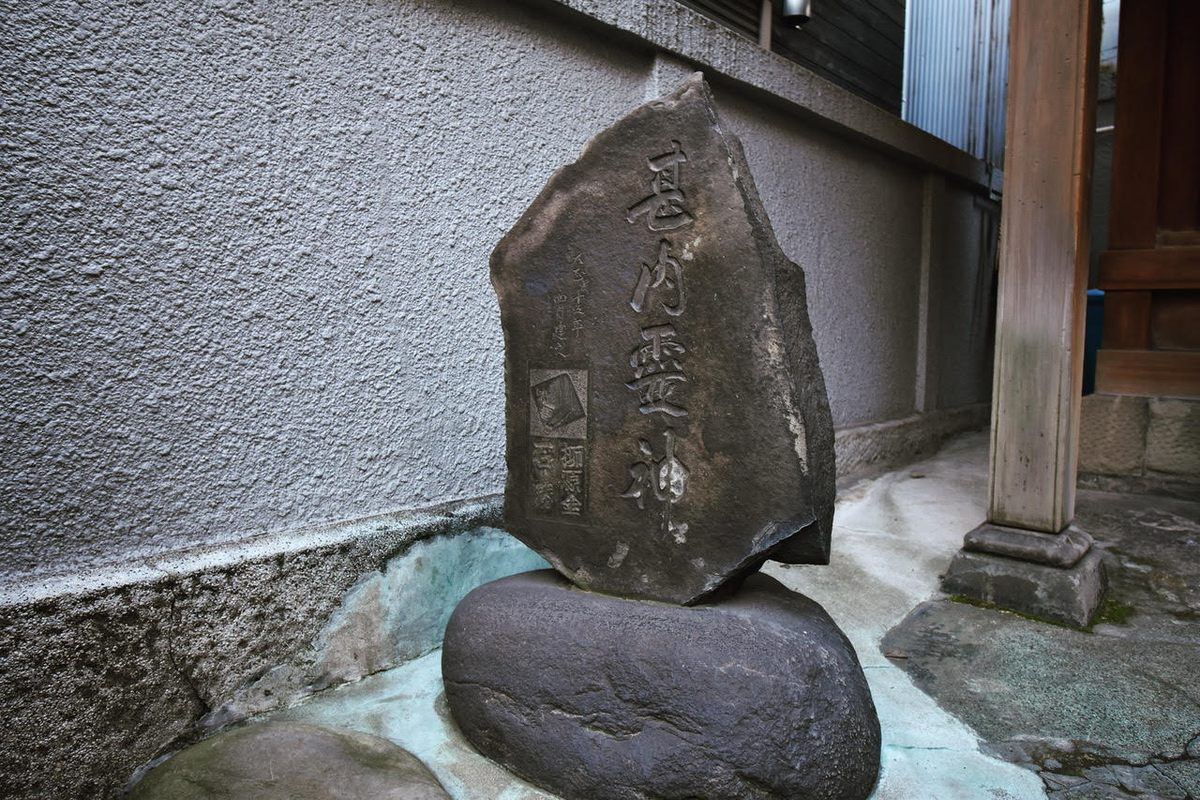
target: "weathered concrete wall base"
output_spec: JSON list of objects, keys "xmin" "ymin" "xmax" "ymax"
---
[
  {"xmin": 1077, "ymin": 472, "xmax": 1200, "ymax": 501},
  {"xmin": 1079, "ymin": 394, "xmax": 1200, "ymax": 499},
  {"xmin": 0, "ymin": 409, "xmax": 982, "ymax": 798},
  {"xmin": 835, "ymin": 403, "xmax": 990, "ymax": 482},
  {"xmin": 0, "ymin": 500, "xmax": 547, "ymax": 800}
]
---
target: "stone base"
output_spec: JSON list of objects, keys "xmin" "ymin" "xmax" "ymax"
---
[
  {"xmin": 1080, "ymin": 393, "xmax": 1200, "ymax": 496},
  {"xmin": 963, "ymin": 523, "xmax": 1093, "ymax": 567},
  {"xmin": 442, "ymin": 570, "xmax": 880, "ymax": 800},
  {"xmin": 942, "ymin": 531, "xmax": 1107, "ymax": 628}
]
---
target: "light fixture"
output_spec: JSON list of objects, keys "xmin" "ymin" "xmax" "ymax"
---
[{"xmin": 779, "ymin": 0, "xmax": 813, "ymax": 29}]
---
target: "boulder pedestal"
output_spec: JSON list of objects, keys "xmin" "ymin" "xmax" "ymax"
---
[{"xmin": 442, "ymin": 570, "xmax": 880, "ymax": 800}]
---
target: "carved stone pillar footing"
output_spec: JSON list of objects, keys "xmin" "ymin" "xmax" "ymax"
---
[{"xmin": 941, "ymin": 523, "xmax": 1107, "ymax": 628}]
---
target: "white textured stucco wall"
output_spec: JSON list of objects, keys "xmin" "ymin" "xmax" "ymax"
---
[
  {"xmin": 1, "ymin": 0, "xmax": 993, "ymax": 583},
  {"xmin": 1, "ymin": 0, "xmax": 650, "ymax": 578},
  {"xmin": 720, "ymin": 91, "xmax": 926, "ymax": 425},
  {"xmin": 933, "ymin": 184, "xmax": 996, "ymax": 410}
]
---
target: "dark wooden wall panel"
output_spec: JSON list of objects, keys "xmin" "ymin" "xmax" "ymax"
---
[
  {"xmin": 1157, "ymin": 0, "xmax": 1200, "ymax": 233},
  {"xmin": 1151, "ymin": 291, "xmax": 1200, "ymax": 351},
  {"xmin": 1106, "ymin": 0, "xmax": 1166, "ymax": 250},
  {"xmin": 1096, "ymin": 0, "xmax": 1200, "ymax": 398},
  {"xmin": 679, "ymin": 0, "xmax": 906, "ymax": 114}
]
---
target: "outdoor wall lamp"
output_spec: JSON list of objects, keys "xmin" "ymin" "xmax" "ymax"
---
[{"xmin": 779, "ymin": 0, "xmax": 813, "ymax": 29}]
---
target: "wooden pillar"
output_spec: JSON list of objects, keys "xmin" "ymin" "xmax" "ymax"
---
[{"xmin": 987, "ymin": 0, "xmax": 1099, "ymax": 533}]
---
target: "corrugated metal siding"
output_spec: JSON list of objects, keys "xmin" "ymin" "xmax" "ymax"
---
[
  {"xmin": 678, "ymin": 0, "xmax": 907, "ymax": 115},
  {"xmin": 902, "ymin": 0, "xmax": 1010, "ymax": 167},
  {"xmin": 1100, "ymin": 0, "xmax": 1120, "ymax": 65}
]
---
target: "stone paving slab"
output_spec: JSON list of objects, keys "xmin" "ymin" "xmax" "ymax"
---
[{"xmin": 882, "ymin": 486, "xmax": 1200, "ymax": 799}]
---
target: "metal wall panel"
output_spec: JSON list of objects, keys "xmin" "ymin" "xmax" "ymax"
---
[{"xmin": 902, "ymin": 0, "xmax": 1010, "ymax": 167}]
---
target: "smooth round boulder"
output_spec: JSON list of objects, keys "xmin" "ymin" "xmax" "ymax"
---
[
  {"xmin": 128, "ymin": 721, "xmax": 451, "ymax": 800},
  {"xmin": 442, "ymin": 569, "xmax": 880, "ymax": 800}
]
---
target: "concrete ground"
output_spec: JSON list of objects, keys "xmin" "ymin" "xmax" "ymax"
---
[
  {"xmin": 261, "ymin": 432, "xmax": 1197, "ymax": 799},
  {"xmin": 882, "ymin": 489, "xmax": 1200, "ymax": 798}
]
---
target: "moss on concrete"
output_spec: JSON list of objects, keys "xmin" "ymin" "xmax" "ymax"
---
[
  {"xmin": 947, "ymin": 593, "xmax": 1075, "ymax": 630},
  {"xmin": 1092, "ymin": 598, "xmax": 1136, "ymax": 626}
]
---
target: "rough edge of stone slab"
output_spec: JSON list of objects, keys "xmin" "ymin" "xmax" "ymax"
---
[
  {"xmin": 941, "ymin": 547, "xmax": 1108, "ymax": 629},
  {"xmin": 963, "ymin": 523, "xmax": 1093, "ymax": 568},
  {"xmin": 717, "ymin": 78, "xmax": 837, "ymax": 566}
]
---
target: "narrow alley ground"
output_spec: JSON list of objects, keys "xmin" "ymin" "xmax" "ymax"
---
[{"xmin": 268, "ymin": 432, "xmax": 1199, "ymax": 799}]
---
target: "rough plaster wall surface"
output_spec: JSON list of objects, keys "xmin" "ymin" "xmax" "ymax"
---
[
  {"xmin": 933, "ymin": 185, "xmax": 995, "ymax": 410},
  {"xmin": 717, "ymin": 88, "xmax": 924, "ymax": 428},
  {"xmin": 0, "ymin": 0, "xmax": 649, "ymax": 579},
  {"xmin": 1, "ymin": 0, "xmax": 994, "ymax": 583}
]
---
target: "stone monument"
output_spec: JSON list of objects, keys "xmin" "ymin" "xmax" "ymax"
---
[
  {"xmin": 443, "ymin": 74, "xmax": 879, "ymax": 799},
  {"xmin": 489, "ymin": 73, "xmax": 835, "ymax": 604}
]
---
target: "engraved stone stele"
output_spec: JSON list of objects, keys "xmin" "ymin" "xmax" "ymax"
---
[
  {"xmin": 451, "ymin": 74, "xmax": 878, "ymax": 800},
  {"xmin": 492, "ymin": 73, "xmax": 835, "ymax": 604}
]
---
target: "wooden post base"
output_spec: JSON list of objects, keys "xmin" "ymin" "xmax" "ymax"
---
[{"xmin": 942, "ymin": 523, "xmax": 1107, "ymax": 628}]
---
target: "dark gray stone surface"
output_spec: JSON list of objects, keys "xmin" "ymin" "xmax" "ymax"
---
[
  {"xmin": 884, "ymin": 489, "xmax": 1200, "ymax": 799},
  {"xmin": 963, "ymin": 522, "xmax": 1094, "ymax": 567},
  {"xmin": 491, "ymin": 74, "xmax": 835, "ymax": 604},
  {"xmin": 443, "ymin": 569, "xmax": 880, "ymax": 800},
  {"xmin": 941, "ymin": 545, "xmax": 1107, "ymax": 628},
  {"xmin": 127, "ymin": 721, "xmax": 451, "ymax": 799}
]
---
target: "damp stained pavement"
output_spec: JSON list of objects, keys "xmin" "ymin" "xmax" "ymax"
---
[{"xmin": 262, "ymin": 432, "xmax": 1198, "ymax": 799}]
